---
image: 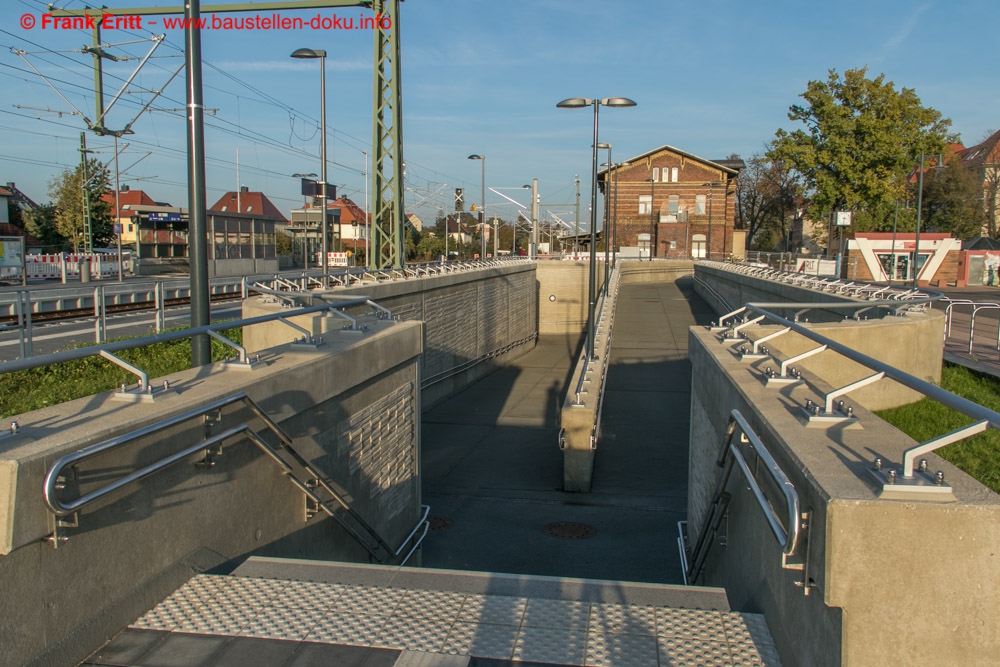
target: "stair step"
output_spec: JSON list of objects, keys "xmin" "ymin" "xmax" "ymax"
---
[{"xmin": 86, "ymin": 557, "xmax": 780, "ymax": 666}]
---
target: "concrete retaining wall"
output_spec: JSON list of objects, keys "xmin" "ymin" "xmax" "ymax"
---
[
  {"xmin": 537, "ymin": 260, "xmax": 602, "ymax": 335},
  {"xmin": 688, "ymin": 327, "xmax": 1000, "ymax": 666},
  {"xmin": 694, "ymin": 263, "xmax": 862, "ymax": 322},
  {"xmin": 0, "ymin": 317, "xmax": 423, "ymax": 666},
  {"xmin": 243, "ymin": 263, "xmax": 538, "ymax": 409}
]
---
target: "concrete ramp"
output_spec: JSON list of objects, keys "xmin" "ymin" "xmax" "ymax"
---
[{"xmin": 83, "ymin": 557, "xmax": 780, "ymax": 666}]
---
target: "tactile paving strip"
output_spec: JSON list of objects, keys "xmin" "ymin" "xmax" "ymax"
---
[{"xmin": 126, "ymin": 574, "xmax": 781, "ymax": 666}]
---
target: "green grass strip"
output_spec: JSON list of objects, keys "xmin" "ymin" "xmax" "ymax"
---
[
  {"xmin": 0, "ymin": 328, "xmax": 242, "ymax": 419},
  {"xmin": 877, "ymin": 363, "xmax": 1000, "ymax": 494}
]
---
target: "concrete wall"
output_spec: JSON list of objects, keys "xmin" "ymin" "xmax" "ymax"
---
[
  {"xmin": 0, "ymin": 317, "xmax": 423, "ymax": 666},
  {"xmin": 694, "ymin": 263, "xmax": 944, "ymax": 408},
  {"xmin": 243, "ymin": 263, "xmax": 538, "ymax": 409},
  {"xmin": 694, "ymin": 263, "xmax": 865, "ymax": 323},
  {"xmin": 688, "ymin": 327, "xmax": 1000, "ymax": 667},
  {"xmin": 536, "ymin": 260, "xmax": 601, "ymax": 335}
]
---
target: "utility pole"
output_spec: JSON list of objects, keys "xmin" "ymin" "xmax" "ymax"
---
[{"xmin": 79, "ymin": 132, "xmax": 93, "ymax": 253}]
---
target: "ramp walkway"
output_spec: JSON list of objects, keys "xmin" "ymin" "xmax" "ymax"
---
[{"xmin": 82, "ymin": 274, "xmax": 780, "ymax": 666}]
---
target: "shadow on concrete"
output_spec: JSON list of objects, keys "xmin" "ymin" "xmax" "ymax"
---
[{"xmin": 419, "ymin": 276, "xmax": 715, "ymax": 586}]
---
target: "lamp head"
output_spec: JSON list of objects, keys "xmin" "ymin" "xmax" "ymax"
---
[
  {"xmin": 290, "ymin": 48, "xmax": 327, "ymax": 59},
  {"xmin": 467, "ymin": 154, "xmax": 484, "ymax": 160},
  {"xmin": 597, "ymin": 143, "xmax": 611, "ymax": 149},
  {"xmin": 556, "ymin": 97, "xmax": 592, "ymax": 108},
  {"xmin": 601, "ymin": 97, "xmax": 637, "ymax": 107}
]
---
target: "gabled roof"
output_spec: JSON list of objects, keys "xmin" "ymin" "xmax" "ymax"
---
[
  {"xmin": 329, "ymin": 197, "xmax": 368, "ymax": 225},
  {"xmin": 964, "ymin": 236, "xmax": 1000, "ymax": 251},
  {"xmin": 209, "ymin": 190, "xmax": 288, "ymax": 222},
  {"xmin": 99, "ymin": 189, "xmax": 159, "ymax": 218},
  {"xmin": 0, "ymin": 186, "xmax": 12, "ymax": 197},
  {"xmin": 3, "ymin": 182, "xmax": 40, "ymax": 210},
  {"xmin": 957, "ymin": 129, "xmax": 1000, "ymax": 166},
  {"xmin": 599, "ymin": 144, "xmax": 743, "ymax": 179},
  {"xmin": 0, "ymin": 223, "xmax": 43, "ymax": 246}
]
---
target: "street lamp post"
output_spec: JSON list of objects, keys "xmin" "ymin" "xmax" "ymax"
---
[
  {"xmin": 913, "ymin": 153, "xmax": 942, "ymax": 287},
  {"xmin": 290, "ymin": 48, "xmax": 329, "ymax": 281},
  {"xmin": 557, "ymin": 96, "xmax": 636, "ymax": 361},
  {"xmin": 468, "ymin": 154, "xmax": 486, "ymax": 259}
]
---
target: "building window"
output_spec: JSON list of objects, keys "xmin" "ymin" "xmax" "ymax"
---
[
  {"xmin": 668, "ymin": 195, "xmax": 680, "ymax": 215},
  {"xmin": 671, "ymin": 167, "xmax": 679, "ymax": 182},
  {"xmin": 696, "ymin": 195, "xmax": 706, "ymax": 215},
  {"xmin": 652, "ymin": 167, "xmax": 659, "ymax": 182},
  {"xmin": 639, "ymin": 195, "xmax": 652, "ymax": 215}
]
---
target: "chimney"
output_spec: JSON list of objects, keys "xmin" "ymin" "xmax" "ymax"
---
[
  {"xmin": 121, "ymin": 185, "xmax": 130, "ymax": 192},
  {"xmin": 240, "ymin": 185, "xmax": 249, "ymax": 194}
]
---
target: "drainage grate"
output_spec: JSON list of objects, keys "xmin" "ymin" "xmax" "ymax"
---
[
  {"xmin": 543, "ymin": 522, "xmax": 596, "ymax": 539},
  {"xmin": 427, "ymin": 516, "xmax": 453, "ymax": 532}
]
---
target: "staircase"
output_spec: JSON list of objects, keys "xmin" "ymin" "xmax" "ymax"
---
[{"xmin": 82, "ymin": 558, "xmax": 780, "ymax": 666}]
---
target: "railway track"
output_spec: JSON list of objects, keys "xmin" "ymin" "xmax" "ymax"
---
[{"xmin": 0, "ymin": 291, "xmax": 241, "ymax": 327}]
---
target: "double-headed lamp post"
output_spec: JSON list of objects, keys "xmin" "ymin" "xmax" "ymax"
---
[
  {"xmin": 557, "ymin": 97, "xmax": 636, "ymax": 361},
  {"xmin": 290, "ymin": 47, "xmax": 329, "ymax": 281},
  {"xmin": 468, "ymin": 154, "xmax": 486, "ymax": 259}
]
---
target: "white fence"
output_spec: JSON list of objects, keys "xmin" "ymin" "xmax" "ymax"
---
[{"xmin": 0, "ymin": 253, "xmax": 132, "ymax": 281}]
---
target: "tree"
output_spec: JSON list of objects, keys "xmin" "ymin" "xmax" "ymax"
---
[
  {"xmin": 736, "ymin": 153, "xmax": 802, "ymax": 250},
  {"xmin": 23, "ymin": 203, "xmax": 65, "ymax": 251},
  {"xmin": 49, "ymin": 159, "xmax": 114, "ymax": 251},
  {"xmin": 769, "ymin": 67, "xmax": 954, "ymax": 233},
  {"xmin": 274, "ymin": 230, "xmax": 294, "ymax": 255},
  {"xmin": 918, "ymin": 158, "xmax": 986, "ymax": 240}
]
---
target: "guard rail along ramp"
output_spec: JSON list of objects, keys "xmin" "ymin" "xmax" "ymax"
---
[
  {"xmin": 558, "ymin": 263, "xmax": 621, "ymax": 492},
  {"xmin": 42, "ymin": 391, "xmax": 429, "ymax": 564}
]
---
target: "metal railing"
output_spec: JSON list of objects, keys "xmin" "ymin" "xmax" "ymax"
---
[
  {"xmin": 683, "ymin": 410, "xmax": 802, "ymax": 586},
  {"xmin": 711, "ymin": 301, "xmax": 1000, "ymax": 498},
  {"xmin": 0, "ymin": 295, "xmax": 381, "ymax": 386},
  {"xmin": 940, "ymin": 297, "xmax": 1000, "ymax": 358},
  {"xmin": 42, "ymin": 391, "xmax": 429, "ymax": 564}
]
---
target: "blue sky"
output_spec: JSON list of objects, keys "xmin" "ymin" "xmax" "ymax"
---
[{"xmin": 2, "ymin": 0, "xmax": 998, "ymax": 228}]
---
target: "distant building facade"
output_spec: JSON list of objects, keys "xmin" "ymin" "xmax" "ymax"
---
[{"xmin": 599, "ymin": 146, "xmax": 742, "ymax": 259}]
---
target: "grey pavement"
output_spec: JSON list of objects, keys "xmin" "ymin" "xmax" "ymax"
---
[{"xmin": 419, "ymin": 276, "xmax": 714, "ymax": 585}]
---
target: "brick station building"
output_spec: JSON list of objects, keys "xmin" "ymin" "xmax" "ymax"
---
[{"xmin": 599, "ymin": 146, "xmax": 743, "ymax": 259}]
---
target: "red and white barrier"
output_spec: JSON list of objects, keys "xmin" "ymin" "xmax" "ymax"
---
[
  {"xmin": 317, "ymin": 251, "xmax": 350, "ymax": 267},
  {"xmin": 20, "ymin": 253, "xmax": 131, "ymax": 279}
]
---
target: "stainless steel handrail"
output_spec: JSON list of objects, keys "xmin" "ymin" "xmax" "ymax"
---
[
  {"xmin": 744, "ymin": 303, "xmax": 1000, "ymax": 431},
  {"xmin": 722, "ymin": 411, "xmax": 800, "ymax": 556},
  {"xmin": 0, "ymin": 295, "xmax": 375, "ymax": 375},
  {"xmin": 686, "ymin": 410, "xmax": 801, "ymax": 584},
  {"xmin": 42, "ymin": 391, "xmax": 430, "ymax": 563}
]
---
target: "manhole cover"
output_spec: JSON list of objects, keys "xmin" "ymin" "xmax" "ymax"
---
[
  {"xmin": 543, "ymin": 522, "xmax": 596, "ymax": 539},
  {"xmin": 427, "ymin": 516, "xmax": 453, "ymax": 532}
]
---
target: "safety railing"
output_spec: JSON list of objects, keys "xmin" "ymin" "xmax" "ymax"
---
[
  {"xmin": 681, "ymin": 410, "xmax": 804, "ymax": 587},
  {"xmin": 712, "ymin": 298, "xmax": 1000, "ymax": 500},
  {"xmin": 701, "ymin": 260, "xmax": 937, "ymax": 306},
  {"xmin": 42, "ymin": 391, "xmax": 429, "ymax": 565},
  {"xmin": 940, "ymin": 297, "xmax": 1000, "ymax": 359},
  {"xmin": 0, "ymin": 295, "xmax": 386, "ymax": 403}
]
